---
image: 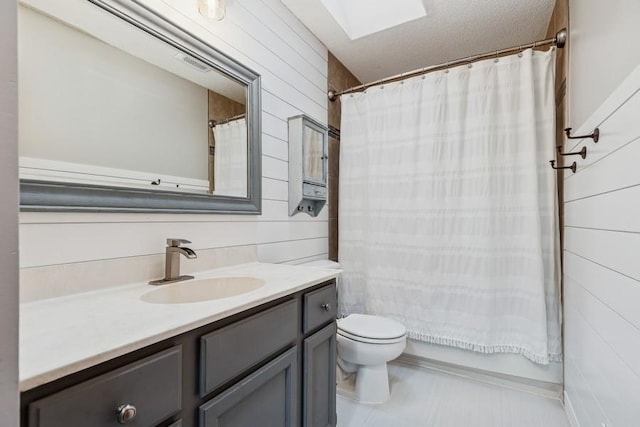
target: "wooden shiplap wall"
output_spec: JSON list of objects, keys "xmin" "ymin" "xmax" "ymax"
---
[
  {"xmin": 19, "ymin": 0, "xmax": 329, "ymax": 270},
  {"xmin": 562, "ymin": 66, "xmax": 640, "ymax": 427}
]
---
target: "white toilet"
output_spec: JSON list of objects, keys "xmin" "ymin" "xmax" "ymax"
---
[
  {"xmin": 336, "ymin": 314, "xmax": 406, "ymax": 403},
  {"xmin": 301, "ymin": 260, "xmax": 407, "ymax": 404}
]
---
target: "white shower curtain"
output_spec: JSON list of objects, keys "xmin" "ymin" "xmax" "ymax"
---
[
  {"xmin": 338, "ymin": 48, "xmax": 561, "ymax": 364},
  {"xmin": 212, "ymin": 117, "xmax": 247, "ymax": 197}
]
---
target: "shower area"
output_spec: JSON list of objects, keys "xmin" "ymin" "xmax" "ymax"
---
[{"xmin": 328, "ymin": 22, "xmax": 568, "ymax": 385}]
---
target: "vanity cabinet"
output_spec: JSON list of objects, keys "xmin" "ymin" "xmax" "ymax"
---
[{"xmin": 21, "ymin": 280, "xmax": 337, "ymax": 427}]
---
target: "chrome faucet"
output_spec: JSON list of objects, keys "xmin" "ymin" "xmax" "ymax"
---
[{"xmin": 149, "ymin": 238, "xmax": 197, "ymax": 285}]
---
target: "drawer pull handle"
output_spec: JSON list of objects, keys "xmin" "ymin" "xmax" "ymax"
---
[
  {"xmin": 116, "ymin": 404, "xmax": 137, "ymax": 424},
  {"xmin": 321, "ymin": 303, "xmax": 331, "ymax": 311}
]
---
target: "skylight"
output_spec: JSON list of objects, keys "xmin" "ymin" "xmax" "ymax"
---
[{"xmin": 320, "ymin": 0, "xmax": 426, "ymax": 40}]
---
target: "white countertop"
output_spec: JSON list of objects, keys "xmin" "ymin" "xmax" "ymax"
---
[{"xmin": 19, "ymin": 262, "xmax": 340, "ymax": 391}]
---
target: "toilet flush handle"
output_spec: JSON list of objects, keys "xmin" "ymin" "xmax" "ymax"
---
[{"xmin": 321, "ymin": 303, "xmax": 331, "ymax": 311}]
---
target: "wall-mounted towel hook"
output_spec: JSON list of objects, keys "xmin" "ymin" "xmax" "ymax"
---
[
  {"xmin": 557, "ymin": 146, "xmax": 587, "ymax": 159},
  {"xmin": 550, "ymin": 160, "xmax": 576, "ymax": 173},
  {"xmin": 564, "ymin": 127, "xmax": 599, "ymax": 143}
]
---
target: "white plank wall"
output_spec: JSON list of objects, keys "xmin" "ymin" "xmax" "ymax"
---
[
  {"xmin": 562, "ymin": 66, "xmax": 640, "ymax": 427},
  {"xmin": 19, "ymin": 0, "xmax": 329, "ymax": 271}
]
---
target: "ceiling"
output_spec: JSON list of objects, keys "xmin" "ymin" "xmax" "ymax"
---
[{"xmin": 281, "ymin": 0, "xmax": 556, "ymax": 84}]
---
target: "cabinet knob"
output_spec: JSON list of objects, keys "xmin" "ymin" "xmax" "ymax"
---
[
  {"xmin": 321, "ymin": 303, "xmax": 331, "ymax": 312},
  {"xmin": 116, "ymin": 404, "xmax": 137, "ymax": 424}
]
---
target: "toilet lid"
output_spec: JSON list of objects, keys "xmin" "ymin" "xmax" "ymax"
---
[
  {"xmin": 338, "ymin": 329, "xmax": 406, "ymax": 345},
  {"xmin": 337, "ymin": 314, "xmax": 406, "ymax": 340}
]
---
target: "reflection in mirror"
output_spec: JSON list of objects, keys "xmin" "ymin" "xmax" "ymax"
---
[
  {"xmin": 18, "ymin": 0, "xmax": 255, "ymax": 205},
  {"xmin": 303, "ymin": 126, "xmax": 325, "ymax": 186},
  {"xmin": 208, "ymin": 90, "xmax": 248, "ymax": 197}
]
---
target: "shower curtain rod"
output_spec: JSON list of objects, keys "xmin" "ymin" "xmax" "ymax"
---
[
  {"xmin": 327, "ymin": 28, "xmax": 567, "ymax": 101},
  {"xmin": 208, "ymin": 113, "xmax": 246, "ymax": 128}
]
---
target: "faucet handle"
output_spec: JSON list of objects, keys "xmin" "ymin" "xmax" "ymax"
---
[{"xmin": 167, "ymin": 238, "xmax": 191, "ymax": 247}]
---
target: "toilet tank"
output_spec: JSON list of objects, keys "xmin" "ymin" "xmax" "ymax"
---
[
  {"xmin": 300, "ymin": 259, "xmax": 342, "ymax": 317},
  {"xmin": 300, "ymin": 259, "xmax": 342, "ymax": 290},
  {"xmin": 300, "ymin": 260, "xmax": 341, "ymax": 269}
]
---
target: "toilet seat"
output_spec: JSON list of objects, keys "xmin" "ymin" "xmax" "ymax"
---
[
  {"xmin": 337, "ymin": 314, "xmax": 406, "ymax": 344},
  {"xmin": 338, "ymin": 329, "xmax": 405, "ymax": 344}
]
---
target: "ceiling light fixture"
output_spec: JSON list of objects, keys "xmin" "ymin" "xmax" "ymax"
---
[{"xmin": 198, "ymin": 0, "xmax": 226, "ymax": 21}]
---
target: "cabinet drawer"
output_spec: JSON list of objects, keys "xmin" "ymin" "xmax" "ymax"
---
[
  {"xmin": 199, "ymin": 347, "xmax": 298, "ymax": 427},
  {"xmin": 28, "ymin": 346, "xmax": 182, "ymax": 427},
  {"xmin": 303, "ymin": 183, "xmax": 327, "ymax": 200},
  {"xmin": 303, "ymin": 283, "xmax": 337, "ymax": 334},
  {"xmin": 200, "ymin": 299, "xmax": 298, "ymax": 396}
]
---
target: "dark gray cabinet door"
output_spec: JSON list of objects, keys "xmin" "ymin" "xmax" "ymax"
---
[
  {"xmin": 303, "ymin": 323, "xmax": 337, "ymax": 427},
  {"xmin": 199, "ymin": 347, "xmax": 298, "ymax": 427}
]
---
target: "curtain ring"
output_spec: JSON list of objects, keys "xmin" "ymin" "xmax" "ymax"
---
[
  {"xmin": 518, "ymin": 46, "xmax": 523, "ymax": 58},
  {"xmin": 494, "ymin": 50, "xmax": 499, "ymax": 63},
  {"xmin": 468, "ymin": 55, "xmax": 477, "ymax": 68},
  {"xmin": 444, "ymin": 61, "xmax": 450, "ymax": 74}
]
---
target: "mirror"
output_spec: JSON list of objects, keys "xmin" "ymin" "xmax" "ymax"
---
[
  {"xmin": 303, "ymin": 125, "xmax": 327, "ymax": 186},
  {"xmin": 18, "ymin": 0, "xmax": 261, "ymax": 213}
]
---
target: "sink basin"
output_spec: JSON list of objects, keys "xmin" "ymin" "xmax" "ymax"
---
[{"xmin": 141, "ymin": 277, "xmax": 266, "ymax": 304}]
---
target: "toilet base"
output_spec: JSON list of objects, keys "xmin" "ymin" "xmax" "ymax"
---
[{"xmin": 354, "ymin": 363, "xmax": 390, "ymax": 404}]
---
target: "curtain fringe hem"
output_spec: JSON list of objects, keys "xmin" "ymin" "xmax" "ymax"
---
[{"xmin": 406, "ymin": 331, "xmax": 562, "ymax": 365}]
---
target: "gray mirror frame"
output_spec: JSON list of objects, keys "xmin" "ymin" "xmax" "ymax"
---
[{"xmin": 20, "ymin": 0, "xmax": 262, "ymax": 214}]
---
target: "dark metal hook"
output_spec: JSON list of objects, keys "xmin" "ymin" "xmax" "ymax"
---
[
  {"xmin": 558, "ymin": 146, "xmax": 587, "ymax": 159},
  {"xmin": 550, "ymin": 160, "xmax": 576, "ymax": 173},
  {"xmin": 564, "ymin": 127, "xmax": 599, "ymax": 143}
]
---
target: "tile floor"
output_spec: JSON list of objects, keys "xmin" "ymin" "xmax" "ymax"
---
[{"xmin": 337, "ymin": 362, "xmax": 571, "ymax": 427}]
